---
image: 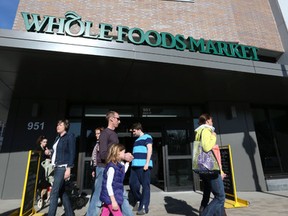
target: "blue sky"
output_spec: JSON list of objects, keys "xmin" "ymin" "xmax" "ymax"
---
[
  {"xmin": 0, "ymin": 0, "xmax": 20, "ymax": 29},
  {"xmin": 278, "ymin": 0, "xmax": 288, "ymax": 28}
]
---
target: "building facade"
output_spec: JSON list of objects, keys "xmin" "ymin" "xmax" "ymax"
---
[{"xmin": 0, "ymin": 0, "xmax": 288, "ymax": 199}]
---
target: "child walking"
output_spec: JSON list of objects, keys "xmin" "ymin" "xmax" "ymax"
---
[{"xmin": 100, "ymin": 143, "xmax": 128, "ymax": 216}]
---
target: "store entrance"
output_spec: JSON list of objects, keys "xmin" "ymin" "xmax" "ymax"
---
[{"xmin": 78, "ymin": 116, "xmax": 194, "ymax": 192}]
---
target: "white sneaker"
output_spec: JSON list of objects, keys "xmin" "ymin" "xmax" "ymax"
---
[{"xmin": 133, "ymin": 201, "xmax": 140, "ymax": 211}]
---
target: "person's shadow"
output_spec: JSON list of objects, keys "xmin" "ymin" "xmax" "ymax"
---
[
  {"xmin": 0, "ymin": 208, "xmax": 20, "ymax": 216},
  {"xmin": 164, "ymin": 196, "xmax": 198, "ymax": 216}
]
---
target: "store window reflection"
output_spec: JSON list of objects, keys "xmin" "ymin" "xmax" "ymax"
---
[
  {"xmin": 167, "ymin": 129, "xmax": 191, "ymax": 155},
  {"xmin": 252, "ymin": 107, "xmax": 288, "ymax": 176},
  {"xmin": 169, "ymin": 159, "xmax": 193, "ymax": 187}
]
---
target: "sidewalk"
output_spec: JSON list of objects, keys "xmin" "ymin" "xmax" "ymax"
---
[{"xmin": 1, "ymin": 189, "xmax": 288, "ymax": 216}]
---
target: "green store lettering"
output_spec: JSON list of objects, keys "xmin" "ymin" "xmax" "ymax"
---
[{"xmin": 21, "ymin": 11, "xmax": 259, "ymax": 61}]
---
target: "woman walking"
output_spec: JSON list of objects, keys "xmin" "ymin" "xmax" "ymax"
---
[{"xmin": 195, "ymin": 114, "xmax": 225, "ymax": 216}]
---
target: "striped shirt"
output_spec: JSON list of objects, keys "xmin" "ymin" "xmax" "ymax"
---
[{"xmin": 131, "ymin": 134, "xmax": 153, "ymax": 168}]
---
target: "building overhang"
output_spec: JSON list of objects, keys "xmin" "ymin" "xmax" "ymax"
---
[{"xmin": 0, "ymin": 28, "xmax": 288, "ymax": 108}]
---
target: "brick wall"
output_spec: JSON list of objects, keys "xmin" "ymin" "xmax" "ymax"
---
[{"xmin": 13, "ymin": 0, "xmax": 283, "ymax": 52}]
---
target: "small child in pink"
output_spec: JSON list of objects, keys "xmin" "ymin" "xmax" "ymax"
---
[{"xmin": 100, "ymin": 143, "xmax": 127, "ymax": 216}]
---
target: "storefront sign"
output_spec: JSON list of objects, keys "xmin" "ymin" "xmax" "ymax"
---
[{"xmin": 21, "ymin": 11, "xmax": 259, "ymax": 61}]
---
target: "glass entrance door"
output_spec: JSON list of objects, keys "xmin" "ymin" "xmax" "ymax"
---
[
  {"xmin": 79, "ymin": 117, "xmax": 165, "ymax": 192},
  {"xmin": 69, "ymin": 104, "xmax": 202, "ymax": 192},
  {"xmin": 80, "ymin": 117, "xmax": 107, "ymax": 192},
  {"xmin": 163, "ymin": 122, "xmax": 194, "ymax": 191},
  {"xmin": 79, "ymin": 116, "xmax": 196, "ymax": 192}
]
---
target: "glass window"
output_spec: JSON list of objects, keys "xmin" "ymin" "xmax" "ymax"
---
[
  {"xmin": 85, "ymin": 106, "xmax": 135, "ymax": 117},
  {"xmin": 252, "ymin": 107, "xmax": 288, "ymax": 175},
  {"xmin": 168, "ymin": 159, "xmax": 193, "ymax": 187},
  {"xmin": 269, "ymin": 109, "xmax": 288, "ymax": 174},
  {"xmin": 68, "ymin": 120, "xmax": 81, "ymax": 181},
  {"xmin": 85, "ymin": 129, "xmax": 96, "ymax": 157},
  {"xmin": 69, "ymin": 121, "xmax": 81, "ymax": 137},
  {"xmin": 140, "ymin": 106, "xmax": 190, "ymax": 117},
  {"xmin": 166, "ymin": 129, "xmax": 191, "ymax": 155},
  {"xmin": 69, "ymin": 105, "xmax": 83, "ymax": 117},
  {"xmin": 191, "ymin": 105, "xmax": 203, "ymax": 118}
]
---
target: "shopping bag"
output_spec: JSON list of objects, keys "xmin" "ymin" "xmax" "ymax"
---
[{"xmin": 192, "ymin": 140, "xmax": 220, "ymax": 174}]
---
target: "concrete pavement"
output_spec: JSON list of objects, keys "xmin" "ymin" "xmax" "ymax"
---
[{"xmin": 1, "ymin": 188, "xmax": 288, "ymax": 216}]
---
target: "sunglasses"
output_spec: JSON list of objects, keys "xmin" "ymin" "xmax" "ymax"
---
[{"xmin": 114, "ymin": 117, "xmax": 120, "ymax": 121}]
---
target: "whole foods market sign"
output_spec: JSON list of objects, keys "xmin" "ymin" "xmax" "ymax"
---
[{"xmin": 22, "ymin": 11, "xmax": 259, "ymax": 61}]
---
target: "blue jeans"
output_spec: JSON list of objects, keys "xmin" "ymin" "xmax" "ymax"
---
[
  {"xmin": 48, "ymin": 167, "xmax": 73, "ymax": 216},
  {"xmin": 86, "ymin": 166, "xmax": 104, "ymax": 216},
  {"xmin": 201, "ymin": 173, "xmax": 225, "ymax": 216},
  {"xmin": 129, "ymin": 167, "xmax": 151, "ymax": 213},
  {"xmin": 122, "ymin": 190, "xmax": 134, "ymax": 216}
]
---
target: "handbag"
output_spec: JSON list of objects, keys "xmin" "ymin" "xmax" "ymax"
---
[{"xmin": 192, "ymin": 130, "xmax": 220, "ymax": 174}]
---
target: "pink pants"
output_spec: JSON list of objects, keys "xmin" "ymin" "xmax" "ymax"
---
[{"xmin": 101, "ymin": 203, "xmax": 123, "ymax": 216}]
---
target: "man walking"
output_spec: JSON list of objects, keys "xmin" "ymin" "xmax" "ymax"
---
[
  {"xmin": 86, "ymin": 111, "xmax": 134, "ymax": 216},
  {"xmin": 129, "ymin": 122, "xmax": 153, "ymax": 215}
]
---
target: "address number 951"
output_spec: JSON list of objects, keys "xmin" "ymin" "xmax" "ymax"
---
[{"xmin": 27, "ymin": 122, "xmax": 45, "ymax": 130}]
